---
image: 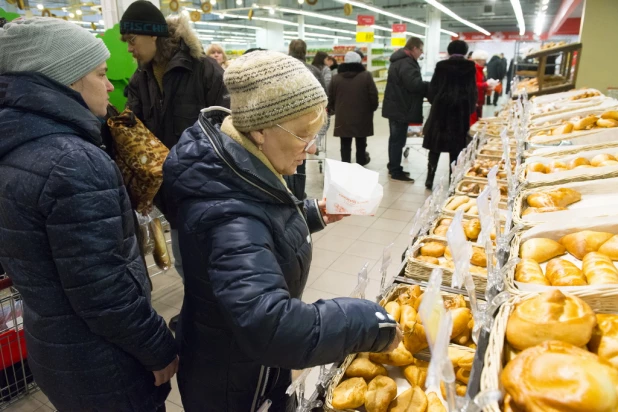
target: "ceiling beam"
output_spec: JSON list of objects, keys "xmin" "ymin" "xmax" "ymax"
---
[{"xmin": 548, "ymin": 0, "xmax": 582, "ymax": 37}]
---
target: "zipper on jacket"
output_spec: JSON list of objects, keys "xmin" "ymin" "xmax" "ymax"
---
[{"xmin": 251, "ymin": 366, "xmax": 265, "ymax": 412}]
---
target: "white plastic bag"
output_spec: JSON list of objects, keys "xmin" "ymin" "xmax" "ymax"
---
[{"xmin": 323, "ymin": 159, "xmax": 383, "ymax": 215}]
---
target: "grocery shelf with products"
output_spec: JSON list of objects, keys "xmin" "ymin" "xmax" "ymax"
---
[{"xmin": 291, "ymin": 86, "xmax": 618, "ymax": 411}]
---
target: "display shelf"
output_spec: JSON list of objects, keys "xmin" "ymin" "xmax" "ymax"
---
[{"xmin": 525, "ymin": 42, "xmax": 582, "ymax": 59}]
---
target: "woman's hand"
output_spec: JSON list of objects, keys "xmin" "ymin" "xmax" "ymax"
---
[
  {"xmin": 318, "ymin": 199, "xmax": 349, "ymax": 225},
  {"xmin": 382, "ymin": 324, "xmax": 403, "ymax": 353}
]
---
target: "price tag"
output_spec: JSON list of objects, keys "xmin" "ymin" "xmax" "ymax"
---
[
  {"xmin": 356, "ymin": 31, "xmax": 374, "ymax": 43},
  {"xmin": 391, "ymin": 37, "xmax": 405, "ymax": 47}
]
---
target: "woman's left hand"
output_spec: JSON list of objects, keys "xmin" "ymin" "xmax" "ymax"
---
[{"xmin": 318, "ymin": 199, "xmax": 349, "ymax": 225}]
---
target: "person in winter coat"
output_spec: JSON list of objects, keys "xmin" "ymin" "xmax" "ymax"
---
[
  {"xmin": 328, "ymin": 51, "xmax": 379, "ymax": 165},
  {"xmin": 326, "ymin": 55, "xmax": 339, "ymax": 75},
  {"xmin": 382, "ymin": 37, "xmax": 429, "ymax": 182},
  {"xmin": 163, "ymin": 51, "xmax": 402, "ymax": 412},
  {"xmin": 422, "ymin": 40, "xmax": 477, "ymax": 189},
  {"xmin": 486, "ymin": 54, "xmax": 506, "ymax": 106},
  {"xmin": 470, "ymin": 50, "xmax": 491, "ymax": 125},
  {"xmin": 0, "ymin": 18, "xmax": 178, "ymax": 411},
  {"xmin": 312, "ymin": 51, "xmax": 333, "ymax": 90},
  {"xmin": 122, "ymin": 1, "xmax": 230, "ymax": 328}
]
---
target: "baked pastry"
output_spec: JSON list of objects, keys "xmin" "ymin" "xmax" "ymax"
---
[
  {"xmin": 365, "ymin": 375, "xmax": 398, "ymax": 412},
  {"xmin": 547, "ymin": 188, "xmax": 582, "ymax": 207},
  {"xmin": 444, "ymin": 247, "xmax": 452, "ymax": 260},
  {"xmin": 420, "ymin": 242, "xmax": 446, "ymax": 258},
  {"xmin": 515, "ymin": 258, "xmax": 550, "ymax": 285},
  {"xmin": 526, "ymin": 192, "xmax": 555, "ymax": 208},
  {"xmin": 456, "ymin": 367, "xmax": 470, "ymax": 385},
  {"xmin": 582, "ymin": 252, "xmax": 618, "ymax": 284},
  {"xmin": 598, "ymin": 235, "xmax": 618, "ymax": 260},
  {"xmin": 370, "ymin": 342, "xmax": 415, "ymax": 366},
  {"xmin": 455, "ymin": 200, "xmax": 475, "ymax": 212},
  {"xmin": 545, "ymin": 258, "xmax": 587, "ymax": 286},
  {"xmin": 589, "ymin": 314, "xmax": 618, "ymax": 368},
  {"xmin": 397, "ymin": 285, "xmax": 422, "ymax": 306},
  {"xmin": 501, "ymin": 341, "xmax": 618, "ymax": 412},
  {"xmin": 520, "ymin": 238, "xmax": 566, "ymax": 262},
  {"xmin": 575, "ymin": 164, "xmax": 595, "ymax": 169},
  {"xmin": 573, "ymin": 114, "xmax": 599, "ymax": 131},
  {"xmin": 346, "ymin": 355, "xmax": 388, "ymax": 381},
  {"xmin": 402, "ymin": 362, "xmax": 428, "ymax": 387},
  {"xmin": 467, "ymin": 205, "xmax": 478, "ymax": 215},
  {"xmin": 332, "ymin": 377, "xmax": 367, "ymax": 409},
  {"xmin": 599, "ymin": 160, "xmax": 618, "ymax": 167},
  {"xmin": 433, "ymin": 225, "xmax": 449, "ymax": 237},
  {"xmin": 522, "ymin": 206, "xmax": 567, "ymax": 216},
  {"xmin": 400, "ymin": 305, "xmax": 428, "ymax": 354},
  {"xmin": 470, "ymin": 247, "xmax": 487, "ymax": 267},
  {"xmin": 591, "ymin": 153, "xmax": 616, "ymax": 167},
  {"xmin": 569, "ymin": 157, "xmax": 591, "ymax": 169},
  {"xmin": 597, "ymin": 118, "xmax": 618, "ymax": 128},
  {"xmin": 527, "ymin": 162, "xmax": 547, "ymax": 174},
  {"xmin": 462, "ymin": 219, "xmax": 481, "ymax": 241},
  {"xmin": 385, "ymin": 301, "xmax": 401, "ymax": 323},
  {"xmin": 601, "ymin": 110, "xmax": 618, "ymax": 121},
  {"xmin": 469, "ymin": 265, "xmax": 487, "ymax": 276},
  {"xmin": 445, "ymin": 196, "xmax": 469, "ymax": 211},
  {"xmin": 451, "ymin": 307, "xmax": 473, "ymax": 339},
  {"xmin": 416, "ymin": 255, "xmax": 440, "ymax": 266},
  {"xmin": 549, "ymin": 160, "xmax": 568, "ymax": 172},
  {"xmin": 559, "ymin": 230, "xmax": 614, "ymax": 260},
  {"xmin": 387, "ymin": 386, "xmax": 428, "ymax": 412},
  {"xmin": 444, "ymin": 294, "xmax": 466, "ymax": 310},
  {"xmin": 448, "ymin": 346, "xmax": 474, "ymax": 371},
  {"xmin": 553, "ymin": 122, "xmax": 574, "ymax": 134},
  {"xmin": 505, "ymin": 290, "xmax": 597, "ymax": 350},
  {"xmin": 426, "ymin": 392, "xmax": 446, "ymax": 412}
]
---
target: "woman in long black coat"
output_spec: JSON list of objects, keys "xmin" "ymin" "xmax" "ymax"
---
[{"xmin": 422, "ymin": 40, "xmax": 478, "ymax": 189}]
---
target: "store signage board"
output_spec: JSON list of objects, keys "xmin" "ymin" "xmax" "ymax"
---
[
  {"xmin": 356, "ymin": 31, "xmax": 375, "ymax": 43},
  {"xmin": 357, "ymin": 15, "xmax": 375, "ymax": 26},
  {"xmin": 453, "ymin": 31, "xmax": 542, "ymax": 42},
  {"xmin": 391, "ymin": 23, "xmax": 406, "ymax": 47},
  {"xmin": 392, "ymin": 23, "xmax": 406, "ymax": 33},
  {"xmin": 356, "ymin": 15, "xmax": 375, "ymax": 44}
]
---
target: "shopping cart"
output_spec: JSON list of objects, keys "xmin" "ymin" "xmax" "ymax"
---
[
  {"xmin": 0, "ymin": 276, "xmax": 38, "ymax": 409},
  {"xmin": 403, "ymin": 124, "xmax": 426, "ymax": 159}
]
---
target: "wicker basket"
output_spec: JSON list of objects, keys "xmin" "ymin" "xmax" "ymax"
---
[
  {"xmin": 455, "ymin": 179, "xmax": 508, "ymax": 200},
  {"xmin": 506, "ymin": 218, "xmax": 618, "ymax": 312},
  {"xmin": 404, "ymin": 236, "xmax": 489, "ymax": 290},
  {"xmin": 526, "ymin": 124, "xmax": 618, "ymax": 146},
  {"xmin": 324, "ymin": 284, "xmax": 477, "ymax": 412},
  {"xmin": 524, "ymin": 141, "xmax": 618, "ymax": 159},
  {"xmin": 442, "ymin": 195, "xmax": 508, "ymax": 220}
]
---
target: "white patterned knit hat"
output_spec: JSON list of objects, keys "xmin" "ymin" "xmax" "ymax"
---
[
  {"xmin": 0, "ymin": 17, "xmax": 110, "ymax": 86},
  {"xmin": 223, "ymin": 50, "xmax": 327, "ymax": 132}
]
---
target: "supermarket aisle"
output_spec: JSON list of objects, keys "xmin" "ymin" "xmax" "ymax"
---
[{"xmin": 4, "ymin": 112, "xmax": 450, "ymax": 412}]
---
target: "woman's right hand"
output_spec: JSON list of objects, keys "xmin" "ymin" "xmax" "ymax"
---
[{"xmin": 381, "ymin": 324, "xmax": 403, "ymax": 353}]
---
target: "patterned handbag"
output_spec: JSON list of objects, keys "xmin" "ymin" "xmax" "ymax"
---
[{"xmin": 106, "ymin": 109, "xmax": 169, "ymax": 214}]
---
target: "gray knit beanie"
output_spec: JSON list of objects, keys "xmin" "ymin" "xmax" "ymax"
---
[{"xmin": 0, "ymin": 17, "xmax": 110, "ymax": 86}]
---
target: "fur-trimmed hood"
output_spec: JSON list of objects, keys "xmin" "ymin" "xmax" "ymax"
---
[
  {"xmin": 338, "ymin": 62, "xmax": 365, "ymax": 76},
  {"xmin": 166, "ymin": 15, "xmax": 204, "ymax": 60}
]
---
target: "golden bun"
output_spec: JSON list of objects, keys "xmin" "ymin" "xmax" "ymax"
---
[{"xmin": 589, "ymin": 314, "xmax": 618, "ymax": 368}]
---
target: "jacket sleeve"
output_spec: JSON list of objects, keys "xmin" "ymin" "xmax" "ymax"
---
[
  {"xmin": 400, "ymin": 62, "xmax": 428, "ymax": 96},
  {"xmin": 203, "ymin": 58, "xmax": 230, "ymax": 110},
  {"xmin": 304, "ymin": 199, "xmax": 326, "ymax": 234},
  {"xmin": 126, "ymin": 74, "xmax": 144, "ymax": 122},
  {"xmin": 368, "ymin": 73, "xmax": 379, "ymax": 112},
  {"xmin": 323, "ymin": 66, "xmax": 332, "ymax": 90},
  {"xmin": 327, "ymin": 78, "xmax": 336, "ymax": 115},
  {"xmin": 204, "ymin": 215, "xmax": 397, "ymax": 369},
  {"xmin": 40, "ymin": 148, "xmax": 177, "ymax": 372}
]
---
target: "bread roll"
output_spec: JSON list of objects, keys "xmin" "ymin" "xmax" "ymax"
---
[
  {"xmin": 545, "ymin": 258, "xmax": 587, "ymax": 286},
  {"xmin": 552, "ymin": 167, "xmax": 568, "ymax": 173},
  {"xmin": 522, "ymin": 206, "xmax": 568, "ymax": 216},
  {"xmin": 448, "ymin": 346, "xmax": 475, "ymax": 370},
  {"xmin": 463, "ymin": 219, "xmax": 481, "ymax": 240},
  {"xmin": 501, "ymin": 341, "xmax": 618, "ymax": 412},
  {"xmin": 397, "ymin": 285, "xmax": 422, "ymax": 306},
  {"xmin": 416, "ymin": 255, "xmax": 440, "ymax": 265},
  {"xmin": 401, "ymin": 305, "xmax": 428, "ymax": 354},
  {"xmin": 601, "ymin": 110, "xmax": 618, "ymax": 121},
  {"xmin": 597, "ymin": 118, "xmax": 618, "ymax": 128},
  {"xmin": 467, "ymin": 206, "xmax": 478, "ymax": 215},
  {"xmin": 455, "ymin": 200, "xmax": 475, "ymax": 212},
  {"xmin": 599, "ymin": 160, "xmax": 618, "ymax": 167},
  {"xmin": 520, "ymin": 238, "xmax": 566, "ymax": 263},
  {"xmin": 470, "ymin": 247, "xmax": 487, "ymax": 267},
  {"xmin": 515, "ymin": 258, "xmax": 550, "ymax": 285},
  {"xmin": 445, "ymin": 196, "xmax": 469, "ymax": 211},
  {"xmin": 402, "ymin": 363, "xmax": 427, "ymax": 388},
  {"xmin": 440, "ymin": 218, "xmax": 452, "ymax": 226},
  {"xmin": 598, "ymin": 235, "xmax": 618, "ymax": 260},
  {"xmin": 506, "ymin": 290, "xmax": 597, "ymax": 350},
  {"xmin": 433, "ymin": 225, "xmax": 449, "ymax": 237},
  {"xmin": 332, "ymin": 377, "xmax": 367, "ymax": 409},
  {"xmin": 450, "ymin": 307, "xmax": 473, "ymax": 339},
  {"xmin": 549, "ymin": 160, "xmax": 568, "ymax": 172},
  {"xmin": 553, "ymin": 122, "xmax": 574, "ymax": 135},
  {"xmin": 573, "ymin": 115, "xmax": 599, "ymax": 131},
  {"xmin": 369, "ymin": 342, "xmax": 415, "ymax": 367},
  {"xmin": 346, "ymin": 356, "xmax": 388, "ymax": 381},
  {"xmin": 385, "ymin": 301, "xmax": 401, "ymax": 323},
  {"xmin": 589, "ymin": 314, "xmax": 618, "ymax": 368},
  {"xmin": 591, "ymin": 153, "xmax": 617, "ymax": 167},
  {"xmin": 560, "ymin": 230, "xmax": 614, "ymax": 260},
  {"xmin": 387, "ymin": 386, "xmax": 428, "ymax": 412},
  {"xmin": 420, "ymin": 242, "xmax": 446, "ymax": 258},
  {"xmin": 547, "ymin": 188, "xmax": 582, "ymax": 207},
  {"xmin": 426, "ymin": 392, "xmax": 446, "ymax": 412},
  {"xmin": 456, "ymin": 367, "xmax": 471, "ymax": 385},
  {"xmin": 444, "ymin": 294, "xmax": 467, "ymax": 310},
  {"xmin": 444, "ymin": 247, "xmax": 452, "ymax": 260},
  {"xmin": 575, "ymin": 164, "xmax": 595, "ymax": 169},
  {"xmin": 526, "ymin": 162, "xmax": 547, "ymax": 174},
  {"xmin": 469, "ymin": 265, "xmax": 487, "ymax": 276},
  {"xmin": 569, "ymin": 157, "xmax": 591, "ymax": 169},
  {"xmin": 365, "ymin": 375, "xmax": 398, "ymax": 412},
  {"xmin": 527, "ymin": 192, "xmax": 555, "ymax": 208},
  {"xmin": 582, "ymin": 252, "xmax": 618, "ymax": 285}
]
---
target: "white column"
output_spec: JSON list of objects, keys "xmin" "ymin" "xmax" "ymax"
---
[
  {"xmin": 256, "ymin": 21, "xmax": 285, "ymax": 52},
  {"xmin": 424, "ymin": 5, "xmax": 441, "ymax": 76},
  {"xmin": 101, "ymin": 0, "xmax": 120, "ymax": 29},
  {"xmin": 297, "ymin": 15, "xmax": 305, "ymax": 40}
]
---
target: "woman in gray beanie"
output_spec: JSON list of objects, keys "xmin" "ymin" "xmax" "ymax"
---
[{"xmin": 0, "ymin": 17, "xmax": 178, "ymax": 412}]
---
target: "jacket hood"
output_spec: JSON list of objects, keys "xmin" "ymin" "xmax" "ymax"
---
[
  {"xmin": 437, "ymin": 58, "xmax": 476, "ymax": 77},
  {"xmin": 0, "ymin": 72, "xmax": 102, "ymax": 159},
  {"xmin": 163, "ymin": 110, "xmax": 295, "ymax": 210},
  {"xmin": 488, "ymin": 55, "xmax": 501, "ymax": 64},
  {"xmin": 338, "ymin": 63, "xmax": 365, "ymax": 77},
  {"xmin": 390, "ymin": 48, "xmax": 413, "ymax": 63},
  {"xmin": 166, "ymin": 15, "xmax": 204, "ymax": 60}
]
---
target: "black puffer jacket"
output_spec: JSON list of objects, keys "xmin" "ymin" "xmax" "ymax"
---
[
  {"xmin": 163, "ymin": 110, "xmax": 397, "ymax": 412},
  {"xmin": 0, "ymin": 73, "xmax": 177, "ymax": 411},
  {"xmin": 382, "ymin": 48, "xmax": 429, "ymax": 123}
]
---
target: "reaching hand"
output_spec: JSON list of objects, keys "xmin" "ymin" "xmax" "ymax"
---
[
  {"xmin": 318, "ymin": 199, "xmax": 349, "ymax": 225},
  {"xmin": 382, "ymin": 324, "xmax": 403, "ymax": 353},
  {"xmin": 152, "ymin": 356, "xmax": 179, "ymax": 387}
]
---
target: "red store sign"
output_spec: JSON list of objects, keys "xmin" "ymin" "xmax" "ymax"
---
[
  {"xmin": 357, "ymin": 15, "xmax": 375, "ymax": 26},
  {"xmin": 392, "ymin": 23, "xmax": 406, "ymax": 33},
  {"xmin": 453, "ymin": 31, "xmax": 545, "ymax": 42}
]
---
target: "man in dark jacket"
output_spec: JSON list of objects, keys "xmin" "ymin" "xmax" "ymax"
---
[
  {"xmin": 121, "ymin": 2, "xmax": 229, "ymax": 328},
  {"xmin": 382, "ymin": 37, "xmax": 429, "ymax": 182},
  {"xmin": 486, "ymin": 54, "xmax": 507, "ymax": 106},
  {"xmin": 0, "ymin": 17, "xmax": 177, "ymax": 411},
  {"xmin": 422, "ymin": 40, "xmax": 477, "ymax": 189}
]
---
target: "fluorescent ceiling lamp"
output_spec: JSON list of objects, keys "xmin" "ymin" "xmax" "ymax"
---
[
  {"xmin": 542, "ymin": 0, "xmax": 549, "ymax": 4},
  {"xmin": 36, "ymin": 4, "xmax": 44, "ymax": 10},
  {"xmin": 195, "ymin": 21, "xmax": 262, "ymax": 30},
  {"xmin": 75, "ymin": 9, "xmax": 82, "ymax": 15},
  {"xmin": 541, "ymin": 4, "xmax": 548, "ymax": 11},
  {"xmin": 423, "ymin": 0, "xmax": 489, "ymax": 36},
  {"xmin": 196, "ymin": 28, "xmax": 216, "ymax": 33},
  {"xmin": 213, "ymin": 12, "xmax": 298, "ymax": 26},
  {"xmin": 283, "ymin": 30, "xmax": 351, "ymax": 40},
  {"xmin": 509, "ymin": 0, "xmax": 526, "ymax": 35},
  {"xmin": 69, "ymin": 12, "xmax": 75, "ymax": 18},
  {"xmin": 534, "ymin": 12, "xmax": 545, "ymax": 35},
  {"xmin": 276, "ymin": 6, "xmax": 356, "ymax": 25},
  {"xmin": 304, "ymin": 24, "xmax": 356, "ymax": 35}
]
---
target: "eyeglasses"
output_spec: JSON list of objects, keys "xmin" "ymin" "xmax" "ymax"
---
[
  {"xmin": 276, "ymin": 124, "xmax": 317, "ymax": 153},
  {"xmin": 127, "ymin": 35, "xmax": 137, "ymax": 46}
]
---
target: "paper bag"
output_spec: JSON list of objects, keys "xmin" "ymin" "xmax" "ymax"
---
[{"xmin": 323, "ymin": 159, "xmax": 383, "ymax": 215}]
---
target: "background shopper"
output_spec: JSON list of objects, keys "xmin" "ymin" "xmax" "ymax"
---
[
  {"xmin": 486, "ymin": 54, "xmax": 506, "ymax": 106},
  {"xmin": 382, "ymin": 36, "xmax": 429, "ymax": 182},
  {"xmin": 328, "ymin": 51, "xmax": 378, "ymax": 166},
  {"xmin": 470, "ymin": 49, "xmax": 491, "ymax": 124},
  {"xmin": 312, "ymin": 50, "xmax": 332, "ymax": 89},
  {"xmin": 325, "ymin": 55, "xmax": 339, "ymax": 75},
  {"xmin": 206, "ymin": 43, "xmax": 230, "ymax": 70},
  {"xmin": 0, "ymin": 17, "xmax": 177, "ymax": 411},
  {"xmin": 163, "ymin": 51, "xmax": 401, "ymax": 412},
  {"xmin": 422, "ymin": 40, "xmax": 477, "ymax": 189}
]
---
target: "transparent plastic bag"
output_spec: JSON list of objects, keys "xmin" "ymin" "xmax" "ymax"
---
[
  {"xmin": 151, "ymin": 217, "xmax": 171, "ymax": 271},
  {"xmin": 136, "ymin": 212, "xmax": 155, "ymax": 256},
  {"xmin": 446, "ymin": 211, "xmax": 472, "ymax": 289}
]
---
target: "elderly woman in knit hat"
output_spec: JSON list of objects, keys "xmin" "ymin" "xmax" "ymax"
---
[
  {"xmin": 0, "ymin": 18, "xmax": 177, "ymax": 411},
  {"xmin": 163, "ymin": 50, "xmax": 402, "ymax": 412}
]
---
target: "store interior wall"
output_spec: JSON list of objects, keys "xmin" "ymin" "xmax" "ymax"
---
[{"xmin": 577, "ymin": 0, "xmax": 618, "ymax": 92}]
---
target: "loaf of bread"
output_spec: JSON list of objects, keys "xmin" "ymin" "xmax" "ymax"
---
[
  {"xmin": 369, "ymin": 342, "xmax": 416, "ymax": 367},
  {"xmin": 384, "ymin": 301, "xmax": 401, "ymax": 323},
  {"xmin": 548, "ymin": 188, "xmax": 582, "ymax": 207},
  {"xmin": 591, "ymin": 153, "xmax": 616, "ymax": 167},
  {"xmin": 332, "ymin": 377, "xmax": 367, "ymax": 409},
  {"xmin": 445, "ymin": 196, "xmax": 470, "ymax": 211},
  {"xmin": 546, "ymin": 258, "xmax": 588, "ymax": 286},
  {"xmin": 520, "ymin": 238, "xmax": 566, "ymax": 262},
  {"xmin": 416, "ymin": 255, "xmax": 440, "ymax": 266},
  {"xmin": 597, "ymin": 118, "xmax": 618, "ymax": 128},
  {"xmin": 515, "ymin": 258, "xmax": 550, "ymax": 285},
  {"xmin": 420, "ymin": 242, "xmax": 446, "ymax": 258},
  {"xmin": 522, "ymin": 206, "xmax": 567, "ymax": 216},
  {"xmin": 470, "ymin": 247, "xmax": 487, "ymax": 267},
  {"xmin": 573, "ymin": 115, "xmax": 599, "ymax": 131},
  {"xmin": 426, "ymin": 392, "xmax": 446, "ymax": 412},
  {"xmin": 346, "ymin": 355, "xmax": 388, "ymax": 381},
  {"xmin": 506, "ymin": 290, "xmax": 597, "ymax": 350},
  {"xmin": 569, "ymin": 157, "xmax": 591, "ymax": 169},
  {"xmin": 526, "ymin": 192, "xmax": 556, "ymax": 208},
  {"xmin": 387, "ymin": 386, "xmax": 428, "ymax": 412},
  {"xmin": 559, "ymin": 230, "xmax": 614, "ymax": 260},
  {"xmin": 582, "ymin": 252, "xmax": 618, "ymax": 284},
  {"xmin": 402, "ymin": 361, "xmax": 428, "ymax": 388},
  {"xmin": 501, "ymin": 341, "xmax": 618, "ymax": 412},
  {"xmin": 401, "ymin": 305, "xmax": 429, "ymax": 354},
  {"xmin": 365, "ymin": 375, "xmax": 398, "ymax": 412},
  {"xmin": 463, "ymin": 219, "xmax": 481, "ymax": 240},
  {"xmin": 527, "ymin": 162, "xmax": 547, "ymax": 174},
  {"xmin": 598, "ymin": 235, "xmax": 618, "ymax": 260},
  {"xmin": 589, "ymin": 314, "xmax": 618, "ymax": 368},
  {"xmin": 433, "ymin": 225, "xmax": 449, "ymax": 237}
]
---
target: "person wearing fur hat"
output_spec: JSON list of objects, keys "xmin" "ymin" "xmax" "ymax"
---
[
  {"xmin": 163, "ymin": 50, "xmax": 402, "ymax": 412},
  {"xmin": 327, "ymin": 51, "xmax": 379, "ymax": 166},
  {"xmin": 0, "ymin": 17, "xmax": 177, "ymax": 411},
  {"xmin": 121, "ymin": 1, "xmax": 230, "ymax": 329}
]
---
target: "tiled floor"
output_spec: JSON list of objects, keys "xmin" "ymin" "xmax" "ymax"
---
[{"xmin": 4, "ymin": 104, "xmax": 500, "ymax": 411}]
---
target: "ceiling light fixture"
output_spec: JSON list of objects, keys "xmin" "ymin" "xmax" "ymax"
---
[
  {"xmin": 509, "ymin": 0, "xmax": 526, "ymax": 35},
  {"xmin": 283, "ymin": 30, "xmax": 352, "ymax": 40},
  {"xmin": 422, "ymin": 0, "xmax": 489, "ymax": 35},
  {"xmin": 534, "ymin": 12, "xmax": 545, "ymax": 35},
  {"xmin": 213, "ymin": 11, "xmax": 298, "ymax": 26},
  {"xmin": 332, "ymin": 0, "xmax": 427, "ymax": 29},
  {"xmin": 99, "ymin": 19, "xmax": 104, "ymax": 25},
  {"xmin": 268, "ymin": 8, "xmax": 275, "ymax": 15},
  {"xmin": 298, "ymin": 0, "xmax": 304, "ymax": 4},
  {"xmin": 195, "ymin": 21, "xmax": 262, "ymax": 29},
  {"xmin": 276, "ymin": 6, "xmax": 356, "ymax": 25},
  {"xmin": 69, "ymin": 12, "xmax": 75, "ymax": 18},
  {"xmin": 36, "ymin": 4, "xmax": 44, "ymax": 10},
  {"xmin": 236, "ymin": 0, "xmax": 242, "ymax": 5},
  {"xmin": 75, "ymin": 9, "xmax": 82, "ymax": 15},
  {"xmin": 542, "ymin": 4, "xmax": 548, "ymax": 11},
  {"xmin": 542, "ymin": 0, "xmax": 550, "ymax": 4}
]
